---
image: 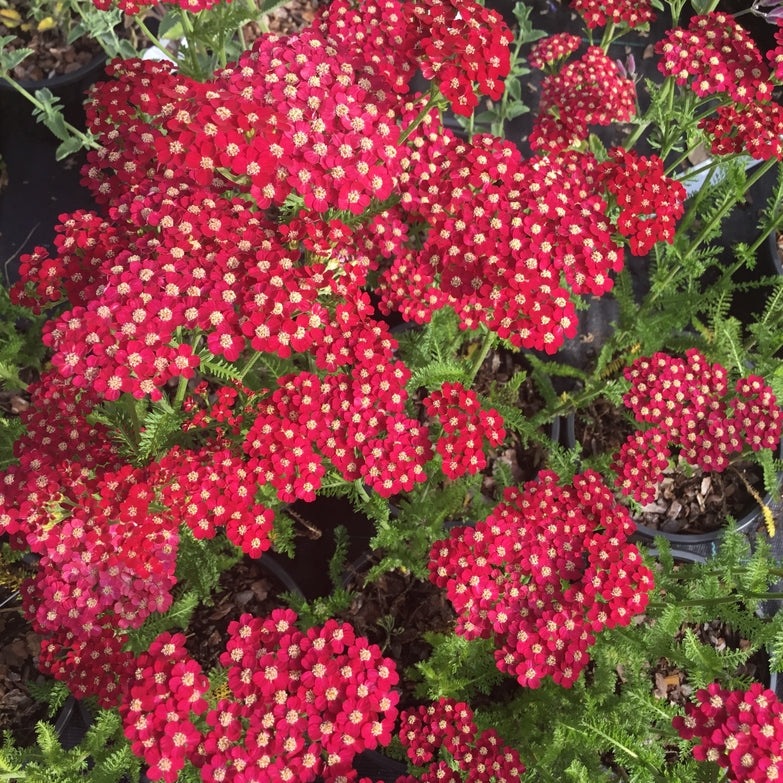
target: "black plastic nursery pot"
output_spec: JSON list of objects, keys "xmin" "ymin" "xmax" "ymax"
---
[
  {"xmin": 563, "ymin": 410, "xmax": 781, "ymax": 557},
  {"xmin": 767, "ymin": 228, "xmax": 783, "ymax": 277},
  {"xmin": 0, "ymin": 52, "xmax": 107, "ymax": 136},
  {"xmin": 0, "ymin": 55, "xmax": 106, "ymax": 285}
]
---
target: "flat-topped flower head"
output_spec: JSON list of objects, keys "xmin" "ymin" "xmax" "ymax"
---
[
  {"xmin": 572, "ymin": 0, "xmax": 655, "ymax": 29},
  {"xmin": 656, "ymin": 12, "xmax": 773, "ymax": 103},
  {"xmin": 674, "ymin": 683, "xmax": 783, "ymax": 782},
  {"xmin": 613, "ymin": 350, "xmax": 782, "ymax": 503},
  {"xmin": 429, "ymin": 470, "xmax": 654, "ymax": 688}
]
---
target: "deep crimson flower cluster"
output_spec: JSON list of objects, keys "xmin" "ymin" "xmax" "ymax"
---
[
  {"xmin": 423, "ymin": 382, "xmax": 505, "ymax": 479},
  {"xmin": 530, "ymin": 46, "xmax": 636, "ymax": 152},
  {"xmin": 612, "ymin": 350, "xmax": 783, "ymax": 504},
  {"xmin": 120, "ymin": 610, "xmax": 400, "ymax": 783},
  {"xmin": 398, "ymin": 698, "xmax": 525, "ymax": 782},
  {"xmin": 571, "ymin": 0, "xmax": 655, "ymax": 29},
  {"xmin": 429, "ymin": 470, "xmax": 654, "ymax": 688},
  {"xmin": 243, "ymin": 366, "xmax": 433, "ymax": 501},
  {"xmin": 527, "ymin": 33, "xmax": 581, "ymax": 70},
  {"xmin": 673, "ymin": 682, "xmax": 783, "ymax": 782},
  {"xmin": 700, "ymin": 101, "xmax": 783, "ymax": 162},
  {"xmin": 120, "ymin": 632, "xmax": 208, "ymax": 783},
  {"xmin": 405, "ymin": 0, "xmax": 512, "ymax": 115},
  {"xmin": 599, "ymin": 149, "xmax": 686, "ymax": 255},
  {"xmin": 156, "ymin": 446, "xmax": 274, "ymax": 556},
  {"xmin": 376, "ymin": 134, "xmax": 626, "ymax": 351},
  {"xmin": 769, "ymin": 24, "xmax": 783, "ymax": 80},
  {"xmin": 656, "ymin": 12, "xmax": 773, "ymax": 103}
]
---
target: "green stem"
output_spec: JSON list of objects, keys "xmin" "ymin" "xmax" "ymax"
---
[
  {"xmin": 354, "ymin": 480, "xmax": 371, "ymax": 504},
  {"xmin": 563, "ymin": 723, "xmax": 661, "ymax": 781},
  {"xmin": 398, "ymin": 88, "xmax": 446, "ymax": 146},
  {"xmin": 492, "ymin": 33, "xmax": 526, "ymax": 139},
  {"xmin": 599, "ymin": 22, "xmax": 617, "ymax": 52},
  {"xmin": 0, "ymin": 77, "xmax": 98, "ymax": 149},
  {"xmin": 178, "ymin": 11, "xmax": 203, "ymax": 80},
  {"xmin": 133, "ymin": 14, "xmax": 178, "ymax": 66},
  {"xmin": 238, "ymin": 350, "xmax": 262, "ymax": 383},
  {"xmin": 173, "ymin": 374, "xmax": 190, "ymax": 411},
  {"xmin": 467, "ymin": 326, "xmax": 496, "ymax": 386},
  {"xmin": 681, "ymin": 157, "xmax": 778, "ymax": 258}
]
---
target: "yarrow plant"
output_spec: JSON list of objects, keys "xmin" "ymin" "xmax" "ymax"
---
[
  {"xmin": 397, "ymin": 698, "xmax": 525, "ymax": 782},
  {"xmin": 118, "ymin": 609, "xmax": 400, "ymax": 783},
  {"xmin": 1, "ymin": 0, "xmax": 783, "ymax": 781},
  {"xmin": 429, "ymin": 470, "xmax": 655, "ymax": 688},
  {"xmin": 612, "ymin": 349, "xmax": 783, "ymax": 506}
]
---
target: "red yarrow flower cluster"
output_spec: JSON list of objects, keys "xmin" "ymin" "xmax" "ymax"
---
[
  {"xmin": 571, "ymin": 0, "xmax": 655, "ymax": 30},
  {"xmin": 673, "ymin": 682, "xmax": 783, "ymax": 782},
  {"xmin": 768, "ymin": 23, "xmax": 783, "ymax": 80},
  {"xmin": 429, "ymin": 470, "xmax": 654, "ymax": 688},
  {"xmin": 423, "ymin": 382, "xmax": 505, "ymax": 479},
  {"xmin": 243, "ymin": 362, "xmax": 433, "ymax": 502},
  {"xmin": 700, "ymin": 101, "xmax": 783, "ymax": 162},
  {"xmin": 398, "ymin": 698, "xmax": 525, "ymax": 781},
  {"xmin": 528, "ymin": 33, "xmax": 581, "ymax": 70},
  {"xmin": 92, "ymin": 0, "xmax": 224, "ymax": 14},
  {"xmin": 376, "ymin": 129, "xmax": 625, "ymax": 351},
  {"xmin": 405, "ymin": 0, "xmax": 513, "ymax": 115},
  {"xmin": 530, "ymin": 46, "xmax": 636, "ymax": 152},
  {"xmin": 656, "ymin": 12, "xmax": 773, "ymax": 103},
  {"xmin": 612, "ymin": 350, "xmax": 783, "ymax": 504},
  {"xmin": 599, "ymin": 149, "xmax": 686, "ymax": 255},
  {"xmin": 120, "ymin": 610, "xmax": 400, "ymax": 783}
]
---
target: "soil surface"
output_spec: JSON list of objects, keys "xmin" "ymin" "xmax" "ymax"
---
[
  {"xmin": 634, "ymin": 462, "xmax": 762, "ymax": 536},
  {"xmin": 0, "ymin": 4, "xmax": 103, "ymax": 82},
  {"xmin": 572, "ymin": 399, "xmax": 765, "ymax": 537},
  {"xmin": 0, "ymin": 557, "xmax": 46, "ymax": 746}
]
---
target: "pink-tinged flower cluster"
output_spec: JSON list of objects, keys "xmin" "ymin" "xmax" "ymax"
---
[
  {"xmin": 405, "ymin": 0, "xmax": 512, "ymax": 115},
  {"xmin": 656, "ymin": 13, "xmax": 773, "ymax": 103},
  {"xmin": 0, "ymin": 368, "xmax": 277, "ymax": 701},
  {"xmin": 423, "ymin": 382, "xmax": 505, "ymax": 479},
  {"xmin": 612, "ymin": 350, "xmax": 783, "ymax": 504},
  {"xmin": 429, "ymin": 470, "xmax": 654, "ymax": 688},
  {"xmin": 528, "ymin": 33, "xmax": 581, "ymax": 70},
  {"xmin": 0, "ymin": 372, "xmax": 178, "ymax": 703},
  {"xmin": 599, "ymin": 149, "xmax": 686, "ymax": 255},
  {"xmin": 673, "ymin": 682, "xmax": 783, "ymax": 782},
  {"xmin": 398, "ymin": 698, "xmax": 525, "ymax": 781},
  {"xmin": 530, "ymin": 46, "xmax": 636, "ymax": 152},
  {"xmin": 571, "ymin": 0, "xmax": 655, "ymax": 30},
  {"xmin": 120, "ymin": 610, "xmax": 400, "ymax": 783}
]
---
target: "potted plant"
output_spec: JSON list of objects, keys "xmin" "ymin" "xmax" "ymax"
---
[{"xmin": 1, "ymin": 0, "xmax": 783, "ymax": 780}]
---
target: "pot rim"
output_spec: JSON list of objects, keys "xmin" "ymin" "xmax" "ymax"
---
[{"xmin": 0, "ymin": 51, "xmax": 106, "ymax": 92}]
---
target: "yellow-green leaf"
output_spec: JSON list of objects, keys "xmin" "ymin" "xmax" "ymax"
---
[
  {"xmin": 0, "ymin": 8, "xmax": 22, "ymax": 27},
  {"xmin": 37, "ymin": 16, "xmax": 57, "ymax": 32}
]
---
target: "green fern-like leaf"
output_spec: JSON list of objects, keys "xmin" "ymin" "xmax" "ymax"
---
[
  {"xmin": 414, "ymin": 633, "xmax": 503, "ymax": 701},
  {"xmin": 407, "ymin": 359, "xmax": 468, "ymax": 392},
  {"xmin": 198, "ymin": 354, "xmax": 245, "ymax": 384},
  {"xmin": 135, "ymin": 403, "xmax": 183, "ymax": 464},
  {"xmin": 125, "ymin": 590, "xmax": 201, "ymax": 653}
]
